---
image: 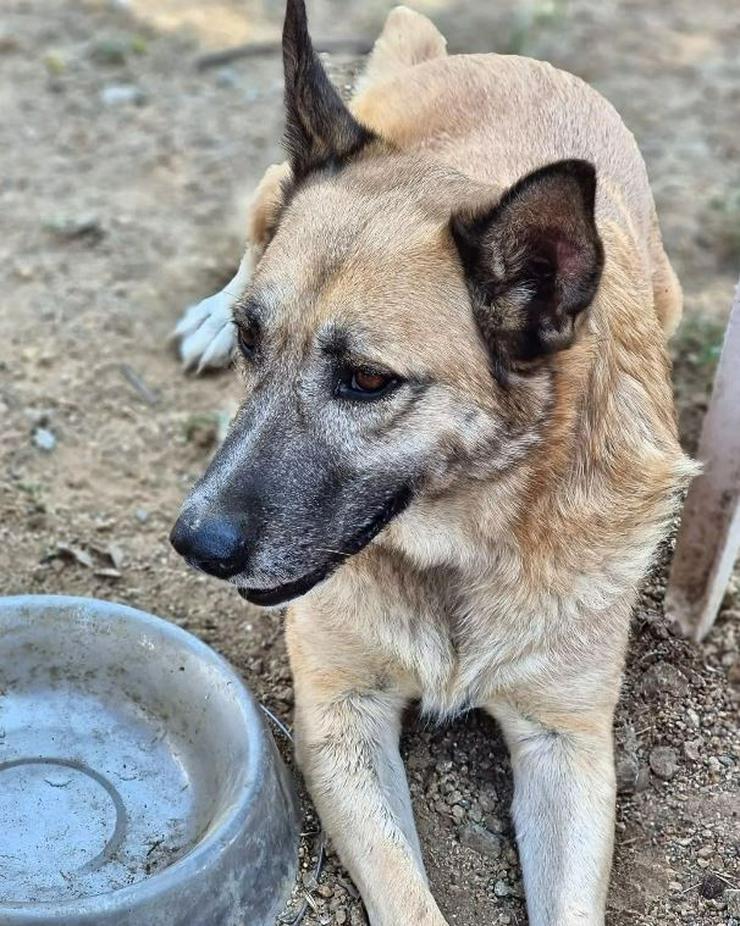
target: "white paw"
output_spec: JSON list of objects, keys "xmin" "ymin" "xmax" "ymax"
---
[
  {"xmin": 175, "ymin": 289, "xmax": 236, "ymax": 372},
  {"xmin": 173, "ymin": 259, "xmax": 250, "ymax": 372}
]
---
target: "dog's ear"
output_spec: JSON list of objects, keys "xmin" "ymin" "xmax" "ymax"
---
[
  {"xmin": 451, "ymin": 159, "xmax": 604, "ymax": 367},
  {"xmin": 282, "ymin": 0, "xmax": 375, "ymax": 179}
]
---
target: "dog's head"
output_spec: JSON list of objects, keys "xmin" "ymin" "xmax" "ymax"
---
[{"xmin": 170, "ymin": 0, "xmax": 603, "ymax": 606}]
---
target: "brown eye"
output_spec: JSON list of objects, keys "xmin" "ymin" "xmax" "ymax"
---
[
  {"xmin": 352, "ymin": 370, "xmax": 388, "ymax": 392},
  {"xmin": 337, "ymin": 366, "xmax": 401, "ymax": 401},
  {"xmin": 237, "ymin": 323, "xmax": 258, "ymax": 357}
]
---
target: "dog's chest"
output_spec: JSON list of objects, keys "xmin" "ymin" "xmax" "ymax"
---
[{"xmin": 375, "ymin": 588, "xmax": 551, "ymax": 717}]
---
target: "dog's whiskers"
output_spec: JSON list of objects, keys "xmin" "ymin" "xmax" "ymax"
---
[{"xmin": 316, "ymin": 546, "xmax": 351, "ymax": 557}]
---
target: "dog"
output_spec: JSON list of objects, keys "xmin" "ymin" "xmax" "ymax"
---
[{"xmin": 171, "ymin": 3, "xmax": 695, "ymax": 923}]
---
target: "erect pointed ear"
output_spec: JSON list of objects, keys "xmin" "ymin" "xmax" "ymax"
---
[
  {"xmin": 451, "ymin": 159, "xmax": 604, "ymax": 367},
  {"xmin": 282, "ymin": 0, "xmax": 375, "ymax": 179}
]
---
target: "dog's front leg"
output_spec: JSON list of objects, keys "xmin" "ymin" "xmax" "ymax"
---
[
  {"xmin": 488, "ymin": 699, "xmax": 617, "ymax": 926},
  {"xmin": 289, "ymin": 634, "xmax": 447, "ymax": 925}
]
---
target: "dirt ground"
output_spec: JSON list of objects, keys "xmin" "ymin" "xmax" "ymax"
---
[{"xmin": 1, "ymin": 0, "xmax": 739, "ymax": 924}]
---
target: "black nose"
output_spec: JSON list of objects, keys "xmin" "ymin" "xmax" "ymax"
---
[{"xmin": 169, "ymin": 511, "xmax": 248, "ymax": 579}]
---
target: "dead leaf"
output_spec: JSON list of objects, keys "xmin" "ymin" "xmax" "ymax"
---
[{"xmin": 53, "ymin": 543, "xmax": 94, "ymax": 569}]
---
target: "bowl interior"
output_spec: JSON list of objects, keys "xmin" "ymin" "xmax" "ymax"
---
[{"xmin": 0, "ymin": 597, "xmax": 254, "ymax": 905}]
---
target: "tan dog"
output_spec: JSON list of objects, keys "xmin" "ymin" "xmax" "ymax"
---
[{"xmin": 171, "ymin": 4, "xmax": 695, "ymax": 923}]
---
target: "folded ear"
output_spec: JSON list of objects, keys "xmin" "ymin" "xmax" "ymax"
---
[
  {"xmin": 282, "ymin": 0, "xmax": 375, "ymax": 179},
  {"xmin": 451, "ymin": 159, "xmax": 604, "ymax": 367}
]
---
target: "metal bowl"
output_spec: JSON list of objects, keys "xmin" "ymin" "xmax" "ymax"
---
[{"xmin": 0, "ymin": 595, "xmax": 300, "ymax": 926}]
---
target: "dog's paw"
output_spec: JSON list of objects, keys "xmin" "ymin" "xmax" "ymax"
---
[{"xmin": 174, "ymin": 286, "xmax": 238, "ymax": 373}]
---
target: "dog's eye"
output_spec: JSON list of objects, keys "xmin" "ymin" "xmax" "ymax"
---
[
  {"xmin": 236, "ymin": 322, "xmax": 258, "ymax": 358},
  {"xmin": 353, "ymin": 370, "xmax": 388, "ymax": 392},
  {"xmin": 337, "ymin": 368, "xmax": 400, "ymax": 401}
]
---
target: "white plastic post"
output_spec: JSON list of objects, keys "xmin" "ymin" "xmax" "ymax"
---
[{"xmin": 665, "ymin": 279, "xmax": 740, "ymax": 641}]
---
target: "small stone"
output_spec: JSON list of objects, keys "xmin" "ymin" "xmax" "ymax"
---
[
  {"xmin": 493, "ymin": 879, "xmax": 510, "ymax": 898},
  {"xmin": 101, "ymin": 83, "xmax": 147, "ymax": 106},
  {"xmin": 726, "ymin": 890, "xmax": 740, "ymax": 916},
  {"xmin": 335, "ymin": 910, "xmax": 347, "ymax": 925},
  {"xmin": 483, "ymin": 813, "xmax": 505, "ymax": 833},
  {"xmin": 44, "ymin": 214, "xmax": 104, "ymax": 241},
  {"xmin": 451, "ymin": 804, "xmax": 465, "ymax": 822},
  {"xmin": 135, "ymin": 508, "xmax": 150, "ymax": 524},
  {"xmin": 468, "ymin": 801, "xmax": 483, "ymax": 823},
  {"xmin": 649, "ymin": 746, "xmax": 678, "ymax": 780},
  {"xmin": 697, "ymin": 845, "xmax": 714, "ymax": 859},
  {"xmin": 460, "ymin": 823, "xmax": 502, "ymax": 859},
  {"xmin": 478, "ymin": 786, "xmax": 498, "ymax": 813},
  {"xmin": 687, "ymin": 708, "xmax": 701, "ymax": 728},
  {"xmin": 639, "ymin": 662, "xmax": 688, "ymax": 699},
  {"xmin": 634, "ymin": 766, "xmax": 651, "ymax": 792},
  {"xmin": 615, "ymin": 754, "xmax": 640, "ymax": 793},
  {"xmin": 32, "ymin": 427, "xmax": 56, "ymax": 452},
  {"xmin": 274, "ymin": 686, "xmax": 293, "ymax": 704},
  {"xmin": 699, "ymin": 873, "xmax": 725, "ymax": 900},
  {"xmin": 683, "ymin": 739, "xmax": 702, "ymax": 762},
  {"xmin": 13, "ymin": 258, "xmax": 34, "ymax": 280},
  {"xmin": 668, "ymin": 881, "xmax": 682, "ymax": 893}
]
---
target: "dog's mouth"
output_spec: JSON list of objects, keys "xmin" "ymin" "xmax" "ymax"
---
[
  {"xmin": 237, "ymin": 485, "xmax": 412, "ymax": 608},
  {"xmin": 237, "ymin": 565, "xmax": 331, "ymax": 607}
]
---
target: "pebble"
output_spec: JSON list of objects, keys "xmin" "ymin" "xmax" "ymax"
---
[
  {"xmin": 727, "ymin": 890, "xmax": 740, "ymax": 916},
  {"xmin": 683, "ymin": 739, "xmax": 702, "ymax": 761},
  {"xmin": 699, "ymin": 873, "xmax": 725, "ymax": 900},
  {"xmin": 101, "ymin": 84, "xmax": 147, "ymax": 106},
  {"xmin": 615, "ymin": 754, "xmax": 640, "ymax": 792},
  {"xmin": 460, "ymin": 822, "xmax": 502, "ymax": 859},
  {"xmin": 634, "ymin": 766, "xmax": 651, "ymax": 793},
  {"xmin": 44, "ymin": 214, "xmax": 103, "ymax": 241},
  {"xmin": 32, "ymin": 427, "xmax": 56, "ymax": 452},
  {"xmin": 484, "ymin": 813, "xmax": 506, "ymax": 832},
  {"xmin": 649, "ymin": 746, "xmax": 678, "ymax": 780},
  {"xmin": 135, "ymin": 508, "xmax": 150, "ymax": 524},
  {"xmin": 639, "ymin": 662, "xmax": 688, "ymax": 699},
  {"xmin": 493, "ymin": 879, "xmax": 511, "ymax": 898},
  {"xmin": 478, "ymin": 786, "xmax": 498, "ymax": 813}
]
